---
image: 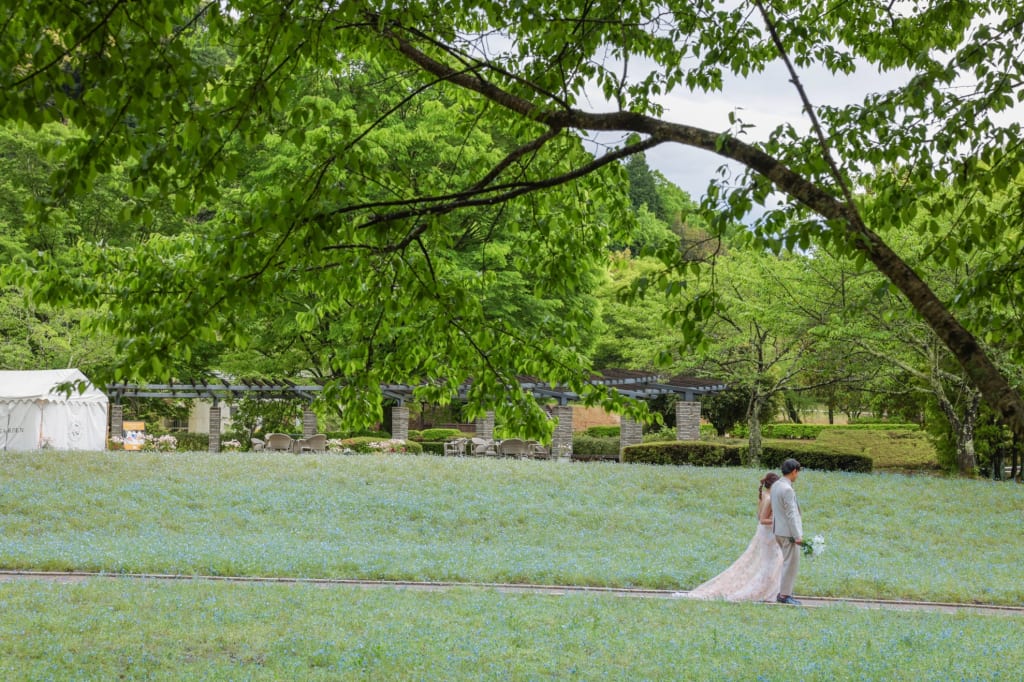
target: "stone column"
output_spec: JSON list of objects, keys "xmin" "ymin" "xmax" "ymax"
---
[
  {"xmin": 474, "ymin": 411, "xmax": 495, "ymax": 440},
  {"xmin": 385, "ymin": 405, "xmax": 410, "ymax": 441},
  {"xmin": 676, "ymin": 400, "xmax": 701, "ymax": 441},
  {"xmin": 109, "ymin": 404, "xmax": 123, "ymax": 445},
  {"xmin": 302, "ymin": 406, "xmax": 318, "ymax": 438},
  {"xmin": 619, "ymin": 416, "xmax": 643, "ymax": 461},
  {"xmin": 550, "ymin": 405, "xmax": 574, "ymax": 460},
  {"xmin": 209, "ymin": 406, "xmax": 222, "ymax": 453}
]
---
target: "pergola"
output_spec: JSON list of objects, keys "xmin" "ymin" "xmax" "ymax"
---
[{"xmin": 106, "ymin": 370, "xmax": 727, "ymax": 456}]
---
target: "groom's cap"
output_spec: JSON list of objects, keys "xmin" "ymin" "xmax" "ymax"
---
[{"xmin": 781, "ymin": 458, "xmax": 802, "ymax": 474}]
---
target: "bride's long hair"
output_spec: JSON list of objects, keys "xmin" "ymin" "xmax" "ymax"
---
[{"xmin": 759, "ymin": 472, "xmax": 780, "ymax": 500}]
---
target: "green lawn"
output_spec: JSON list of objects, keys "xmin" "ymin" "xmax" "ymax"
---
[
  {"xmin": 0, "ymin": 579, "xmax": 1020, "ymax": 680},
  {"xmin": 0, "ymin": 451, "xmax": 1019, "ymax": 603},
  {"xmin": 1, "ymin": 451, "xmax": 1020, "ymax": 679}
]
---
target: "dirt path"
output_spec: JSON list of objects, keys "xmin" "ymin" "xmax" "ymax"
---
[{"xmin": 0, "ymin": 570, "xmax": 1018, "ymax": 616}]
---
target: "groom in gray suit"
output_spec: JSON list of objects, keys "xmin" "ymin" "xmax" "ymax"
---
[{"xmin": 771, "ymin": 458, "xmax": 803, "ymax": 605}]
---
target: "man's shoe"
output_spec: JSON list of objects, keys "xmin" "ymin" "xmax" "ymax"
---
[{"xmin": 776, "ymin": 595, "xmax": 802, "ymax": 605}]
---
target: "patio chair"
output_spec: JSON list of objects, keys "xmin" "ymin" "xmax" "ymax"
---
[
  {"xmin": 470, "ymin": 437, "xmax": 497, "ymax": 456},
  {"xmin": 297, "ymin": 434, "xmax": 328, "ymax": 453},
  {"xmin": 251, "ymin": 438, "xmax": 265, "ymax": 451},
  {"xmin": 264, "ymin": 433, "xmax": 295, "ymax": 452},
  {"xmin": 496, "ymin": 438, "xmax": 531, "ymax": 458},
  {"xmin": 526, "ymin": 440, "xmax": 549, "ymax": 458},
  {"xmin": 443, "ymin": 438, "xmax": 468, "ymax": 457}
]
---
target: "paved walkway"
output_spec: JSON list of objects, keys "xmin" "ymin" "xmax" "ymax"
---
[{"xmin": 0, "ymin": 570, "xmax": 1019, "ymax": 617}]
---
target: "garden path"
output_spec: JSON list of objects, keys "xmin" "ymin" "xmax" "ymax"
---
[{"xmin": 0, "ymin": 570, "xmax": 1019, "ymax": 617}]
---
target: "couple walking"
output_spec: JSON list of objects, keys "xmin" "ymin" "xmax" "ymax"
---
[{"xmin": 685, "ymin": 458, "xmax": 805, "ymax": 604}]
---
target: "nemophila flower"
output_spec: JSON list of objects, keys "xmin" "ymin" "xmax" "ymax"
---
[{"xmin": 802, "ymin": 534, "xmax": 826, "ymax": 557}]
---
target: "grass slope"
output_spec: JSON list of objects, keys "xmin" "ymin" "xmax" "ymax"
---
[
  {"xmin": 0, "ymin": 580, "xmax": 1020, "ymax": 680},
  {"xmin": 0, "ymin": 452, "xmax": 1019, "ymax": 605}
]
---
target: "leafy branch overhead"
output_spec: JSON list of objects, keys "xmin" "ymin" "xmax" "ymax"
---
[{"xmin": 2, "ymin": 0, "xmax": 1023, "ymax": 437}]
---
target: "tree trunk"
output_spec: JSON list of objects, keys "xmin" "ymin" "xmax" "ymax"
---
[{"xmin": 747, "ymin": 395, "xmax": 764, "ymax": 467}]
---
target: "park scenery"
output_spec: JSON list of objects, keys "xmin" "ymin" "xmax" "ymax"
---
[{"xmin": 2, "ymin": 0, "xmax": 1024, "ymax": 679}]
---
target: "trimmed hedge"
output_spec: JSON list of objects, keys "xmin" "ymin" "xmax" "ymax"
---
[
  {"xmin": 622, "ymin": 442, "xmax": 744, "ymax": 467},
  {"xmin": 419, "ymin": 428, "xmax": 466, "ymax": 442},
  {"xmin": 330, "ymin": 437, "xmax": 424, "ymax": 454},
  {"xmin": 622, "ymin": 441, "xmax": 873, "ymax": 472},
  {"xmin": 584, "ymin": 426, "xmax": 620, "ymax": 438},
  {"xmin": 572, "ymin": 434, "xmax": 620, "ymax": 458},
  {"xmin": 419, "ymin": 442, "xmax": 445, "ymax": 455},
  {"xmin": 759, "ymin": 445, "xmax": 873, "ymax": 473},
  {"xmin": 732, "ymin": 423, "xmax": 920, "ymax": 440}
]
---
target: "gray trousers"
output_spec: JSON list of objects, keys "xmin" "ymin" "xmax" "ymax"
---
[{"xmin": 776, "ymin": 536, "xmax": 801, "ymax": 597}]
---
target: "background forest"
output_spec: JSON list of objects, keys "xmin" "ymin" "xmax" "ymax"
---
[{"xmin": 2, "ymin": 1, "xmax": 1023, "ymax": 479}]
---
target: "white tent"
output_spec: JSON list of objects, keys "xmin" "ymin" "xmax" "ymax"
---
[{"xmin": 0, "ymin": 369, "xmax": 109, "ymax": 451}]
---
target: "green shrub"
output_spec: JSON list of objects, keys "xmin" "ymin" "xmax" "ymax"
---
[
  {"xmin": 330, "ymin": 437, "xmax": 424, "ymax": 454},
  {"xmin": 584, "ymin": 425, "xmax": 620, "ymax": 438},
  {"xmin": 419, "ymin": 428, "xmax": 465, "ymax": 442},
  {"xmin": 175, "ymin": 433, "xmax": 209, "ymax": 452},
  {"xmin": 642, "ymin": 427, "xmax": 676, "ymax": 443},
  {"xmin": 572, "ymin": 434, "xmax": 620, "ymax": 458},
  {"xmin": 759, "ymin": 445, "xmax": 873, "ymax": 473},
  {"xmin": 419, "ymin": 442, "xmax": 445, "ymax": 455},
  {"xmin": 622, "ymin": 442, "xmax": 745, "ymax": 467},
  {"xmin": 406, "ymin": 430, "xmax": 423, "ymax": 441},
  {"xmin": 732, "ymin": 423, "xmax": 921, "ymax": 440}
]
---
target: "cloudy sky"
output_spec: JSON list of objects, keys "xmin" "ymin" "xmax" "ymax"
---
[{"xmin": 587, "ymin": 59, "xmax": 913, "ymax": 202}]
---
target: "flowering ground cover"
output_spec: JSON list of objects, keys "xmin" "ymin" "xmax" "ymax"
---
[
  {"xmin": 0, "ymin": 451, "xmax": 1019, "ymax": 605},
  {"xmin": 0, "ymin": 579, "xmax": 1019, "ymax": 680}
]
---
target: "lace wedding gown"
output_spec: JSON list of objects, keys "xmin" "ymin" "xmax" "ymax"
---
[{"xmin": 684, "ymin": 495, "xmax": 784, "ymax": 602}]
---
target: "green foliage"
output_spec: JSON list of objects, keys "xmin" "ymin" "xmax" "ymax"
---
[
  {"xmin": 419, "ymin": 428, "xmax": 466, "ymax": 442},
  {"xmin": 641, "ymin": 426, "xmax": 677, "ymax": 443},
  {"xmin": 333, "ymin": 437, "xmax": 424, "ymax": 454},
  {"xmin": 584, "ymin": 426, "xmax": 620, "ymax": 438},
  {"xmin": 174, "ymin": 433, "xmax": 210, "ymax": 452},
  {"xmin": 571, "ymin": 434, "xmax": 620, "ymax": 458},
  {"xmin": 622, "ymin": 442, "xmax": 744, "ymax": 467},
  {"xmin": 226, "ymin": 397, "xmax": 304, "ymax": 445},
  {"xmin": 732, "ymin": 423, "xmax": 921, "ymax": 440},
  {"xmin": 758, "ymin": 446, "xmax": 873, "ymax": 474}
]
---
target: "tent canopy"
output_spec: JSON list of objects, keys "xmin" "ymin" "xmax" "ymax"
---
[
  {"xmin": 0, "ymin": 369, "xmax": 109, "ymax": 451},
  {"xmin": 0, "ymin": 369, "xmax": 108, "ymax": 403}
]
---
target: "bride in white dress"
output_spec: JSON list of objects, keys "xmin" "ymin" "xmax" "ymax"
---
[{"xmin": 684, "ymin": 472, "xmax": 784, "ymax": 602}]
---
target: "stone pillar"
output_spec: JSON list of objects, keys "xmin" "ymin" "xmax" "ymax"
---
[
  {"xmin": 676, "ymin": 400, "xmax": 701, "ymax": 441},
  {"xmin": 474, "ymin": 411, "xmax": 495, "ymax": 440},
  {"xmin": 619, "ymin": 416, "xmax": 643, "ymax": 461},
  {"xmin": 385, "ymin": 405, "xmax": 410, "ymax": 441},
  {"xmin": 109, "ymin": 404, "xmax": 123, "ymax": 445},
  {"xmin": 302, "ymin": 407, "xmax": 318, "ymax": 438},
  {"xmin": 550, "ymin": 405, "xmax": 574, "ymax": 460},
  {"xmin": 209, "ymin": 406, "xmax": 222, "ymax": 453}
]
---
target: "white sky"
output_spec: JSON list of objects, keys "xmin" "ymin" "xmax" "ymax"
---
[{"xmin": 590, "ymin": 59, "xmax": 913, "ymax": 201}]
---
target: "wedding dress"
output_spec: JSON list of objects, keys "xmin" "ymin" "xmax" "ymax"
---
[{"xmin": 683, "ymin": 494, "xmax": 784, "ymax": 602}]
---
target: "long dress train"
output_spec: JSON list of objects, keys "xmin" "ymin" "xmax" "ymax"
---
[{"xmin": 684, "ymin": 523, "xmax": 784, "ymax": 601}]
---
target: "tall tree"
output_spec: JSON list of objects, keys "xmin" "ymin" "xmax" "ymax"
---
[{"xmin": 3, "ymin": 1, "xmax": 1024, "ymax": 438}]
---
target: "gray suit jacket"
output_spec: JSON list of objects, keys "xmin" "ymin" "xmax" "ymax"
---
[{"xmin": 771, "ymin": 477, "xmax": 803, "ymax": 540}]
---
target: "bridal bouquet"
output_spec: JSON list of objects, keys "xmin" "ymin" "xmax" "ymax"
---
[{"xmin": 801, "ymin": 534, "xmax": 826, "ymax": 557}]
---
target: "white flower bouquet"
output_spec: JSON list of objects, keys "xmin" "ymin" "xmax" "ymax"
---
[{"xmin": 801, "ymin": 534, "xmax": 826, "ymax": 557}]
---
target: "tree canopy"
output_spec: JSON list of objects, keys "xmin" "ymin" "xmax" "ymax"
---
[{"xmin": 3, "ymin": 0, "xmax": 1024, "ymax": 438}]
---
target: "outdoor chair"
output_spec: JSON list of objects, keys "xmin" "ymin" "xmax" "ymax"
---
[
  {"xmin": 264, "ymin": 433, "xmax": 295, "ymax": 452},
  {"xmin": 297, "ymin": 433, "xmax": 328, "ymax": 453},
  {"xmin": 526, "ymin": 440, "xmax": 549, "ymax": 458},
  {"xmin": 443, "ymin": 438, "xmax": 468, "ymax": 456},
  {"xmin": 470, "ymin": 437, "xmax": 497, "ymax": 456},
  {"xmin": 251, "ymin": 438, "xmax": 265, "ymax": 451},
  {"xmin": 496, "ymin": 438, "xmax": 531, "ymax": 458}
]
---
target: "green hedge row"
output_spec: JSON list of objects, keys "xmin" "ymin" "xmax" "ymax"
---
[
  {"xmin": 731, "ymin": 423, "xmax": 920, "ymax": 440},
  {"xmin": 622, "ymin": 442, "xmax": 744, "ymax": 467},
  {"xmin": 759, "ymin": 445, "xmax": 872, "ymax": 473},
  {"xmin": 572, "ymin": 434, "xmax": 620, "ymax": 458},
  {"xmin": 621, "ymin": 441, "xmax": 872, "ymax": 472}
]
